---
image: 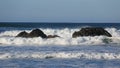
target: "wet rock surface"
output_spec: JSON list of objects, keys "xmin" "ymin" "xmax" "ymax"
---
[
  {"xmin": 16, "ymin": 29, "xmax": 47, "ymax": 38},
  {"xmin": 72, "ymin": 27, "xmax": 112, "ymax": 38}
]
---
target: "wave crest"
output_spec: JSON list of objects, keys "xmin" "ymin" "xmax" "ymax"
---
[
  {"xmin": 0, "ymin": 52, "xmax": 120, "ymax": 60},
  {"xmin": 0, "ymin": 28, "xmax": 120, "ymax": 45}
]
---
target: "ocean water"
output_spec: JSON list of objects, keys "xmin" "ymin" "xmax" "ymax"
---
[{"xmin": 0, "ymin": 23, "xmax": 120, "ymax": 68}]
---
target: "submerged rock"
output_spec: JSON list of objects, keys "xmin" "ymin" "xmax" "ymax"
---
[
  {"xmin": 47, "ymin": 35, "xmax": 60, "ymax": 38},
  {"xmin": 72, "ymin": 27, "xmax": 112, "ymax": 38},
  {"xmin": 102, "ymin": 38, "xmax": 112, "ymax": 43},
  {"xmin": 45, "ymin": 56, "xmax": 54, "ymax": 59}
]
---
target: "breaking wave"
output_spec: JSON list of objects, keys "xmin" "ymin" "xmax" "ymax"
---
[
  {"xmin": 0, "ymin": 51, "xmax": 120, "ymax": 60},
  {"xmin": 0, "ymin": 28, "xmax": 120, "ymax": 46}
]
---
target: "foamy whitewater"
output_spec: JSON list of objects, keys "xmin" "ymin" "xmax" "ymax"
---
[
  {"xmin": 0, "ymin": 23, "xmax": 120, "ymax": 68},
  {"xmin": 0, "ymin": 51, "xmax": 120, "ymax": 60},
  {"xmin": 0, "ymin": 28, "xmax": 120, "ymax": 46}
]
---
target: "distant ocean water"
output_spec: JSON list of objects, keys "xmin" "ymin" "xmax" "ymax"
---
[
  {"xmin": 0, "ymin": 23, "xmax": 120, "ymax": 28},
  {"xmin": 0, "ymin": 23, "xmax": 120, "ymax": 68}
]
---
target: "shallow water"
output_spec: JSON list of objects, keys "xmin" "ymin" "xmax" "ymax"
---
[
  {"xmin": 0, "ymin": 58, "xmax": 120, "ymax": 68},
  {"xmin": 0, "ymin": 45, "xmax": 120, "ymax": 68}
]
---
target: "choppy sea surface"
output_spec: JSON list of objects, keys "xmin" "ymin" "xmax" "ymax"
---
[{"xmin": 0, "ymin": 23, "xmax": 120, "ymax": 68}]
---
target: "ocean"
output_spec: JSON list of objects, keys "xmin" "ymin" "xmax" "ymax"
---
[{"xmin": 0, "ymin": 23, "xmax": 120, "ymax": 68}]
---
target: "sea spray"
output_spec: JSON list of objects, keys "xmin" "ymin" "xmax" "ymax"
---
[{"xmin": 0, "ymin": 28, "xmax": 120, "ymax": 45}]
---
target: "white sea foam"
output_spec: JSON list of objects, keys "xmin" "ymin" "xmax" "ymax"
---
[
  {"xmin": 0, "ymin": 52, "xmax": 120, "ymax": 60},
  {"xmin": 0, "ymin": 28, "xmax": 120, "ymax": 46}
]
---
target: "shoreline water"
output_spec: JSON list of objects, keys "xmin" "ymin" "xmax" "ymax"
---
[{"xmin": 0, "ymin": 23, "xmax": 120, "ymax": 68}]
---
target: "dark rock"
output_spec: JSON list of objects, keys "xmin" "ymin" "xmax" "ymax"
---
[
  {"xmin": 102, "ymin": 38, "xmax": 112, "ymax": 43},
  {"xmin": 72, "ymin": 27, "xmax": 112, "ymax": 38},
  {"xmin": 28, "ymin": 29, "xmax": 47, "ymax": 38},
  {"xmin": 45, "ymin": 56, "xmax": 54, "ymax": 59},
  {"xmin": 16, "ymin": 29, "xmax": 47, "ymax": 38},
  {"xmin": 47, "ymin": 35, "xmax": 60, "ymax": 38},
  {"xmin": 16, "ymin": 31, "xmax": 28, "ymax": 37}
]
